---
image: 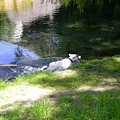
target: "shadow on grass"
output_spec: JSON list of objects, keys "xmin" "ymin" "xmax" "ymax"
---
[
  {"xmin": 73, "ymin": 55, "xmax": 120, "ymax": 79},
  {"xmin": 49, "ymin": 89, "xmax": 120, "ymax": 120},
  {"xmin": 0, "ymin": 88, "xmax": 120, "ymax": 120},
  {"xmin": 2, "ymin": 56, "xmax": 117, "ymax": 93},
  {"xmin": 0, "ymin": 56, "xmax": 120, "ymax": 119},
  {"xmin": 14, "ymin": 56, "xmax": 120, "ymax": 90},
  {"xmin": 15, "ymin": 70, "xmax": 104, "ymax": 89}
]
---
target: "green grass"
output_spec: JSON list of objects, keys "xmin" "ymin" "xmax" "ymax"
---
[
  {"xmin": 0, "ymin": 100, "xmax": 52, "ymax": 120},
  {"xmin": 51, "ymin": 90, "xmax": 120, "ymax": 120},
  {"xmin": 0, "ymin": 55, "xmax": 120, "ymax": 120}
]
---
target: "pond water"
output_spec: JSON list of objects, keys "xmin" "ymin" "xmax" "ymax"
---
[{"xmin": 0, "ymin": 0, "xmax": 120, "ymax": 64}]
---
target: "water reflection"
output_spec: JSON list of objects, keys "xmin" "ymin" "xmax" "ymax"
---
[
  {"xmin": 21, "ymin": 15, "xmax": 60, "ymax": 57},
  {"xmin": 3, "ymin": 0, "xmax": 60, "ymax": 42},
  {"xmin": 0, "ymin": 0, "xmax": 61, "ymax": 63},
  {"xmin": 0, "ymin": 0, "xmax": 119, "ymax": 63}
]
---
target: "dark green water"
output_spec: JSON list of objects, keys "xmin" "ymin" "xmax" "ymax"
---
[
  {"xmin": 22, "ymin": 5, "xmax": 120, "ymax": 59},
  {"xmin": 0, "ymin": 0, "xmax": 120, "ymax": 64}
]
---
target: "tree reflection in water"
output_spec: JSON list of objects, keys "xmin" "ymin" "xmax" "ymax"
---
[{"xmin": 0, "ymin": 0, "xmax": 120, "ymax": 60}]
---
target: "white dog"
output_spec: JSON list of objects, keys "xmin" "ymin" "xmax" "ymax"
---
[{"xmin": 40, "ymin": 54, "xmax": 81, "ymax": 72}]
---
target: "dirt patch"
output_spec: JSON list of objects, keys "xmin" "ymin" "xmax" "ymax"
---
[
  {"xmin": 0, "ymin": 79, "xmax": 119, "ymax": 113},
  {"xmin": 0, "ymin": 85, "xmax": 53, "ymax": 113}
]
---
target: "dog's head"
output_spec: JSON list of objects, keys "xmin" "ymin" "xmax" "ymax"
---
[{"xmin": 69, "ymin": 54, "xmax": 81, "ymax": 61}]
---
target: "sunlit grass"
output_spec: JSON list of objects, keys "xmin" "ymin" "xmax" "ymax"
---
[
  {"xmin": 1, "ymin": 90, "xmax": 120, "ymax": 120},
  {"xmin": 51, "ymin": 90, "xmax": 120, "ymax": 120},
  {"xmin": 0, "ymin": 56, "xmax": 120, "ymax": 119},
  {"xmin": 1, "ymin": 55, "xmax": 120, "ymax": 90},
  {"xmin": 0, "ymin": 99, "xmax": 52, "ymax": 120},
  {"xmin": 72, "ymin": 55, "xmax": 120, "ymax": 76},
  {"xmin": 13, "ymin": 69, "xmax": 103, "ymax": 90}
]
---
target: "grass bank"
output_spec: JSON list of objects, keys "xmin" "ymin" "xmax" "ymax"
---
[{"xmin": 0, "ymin": 55, "xmax": 120, "ymax": 120}]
